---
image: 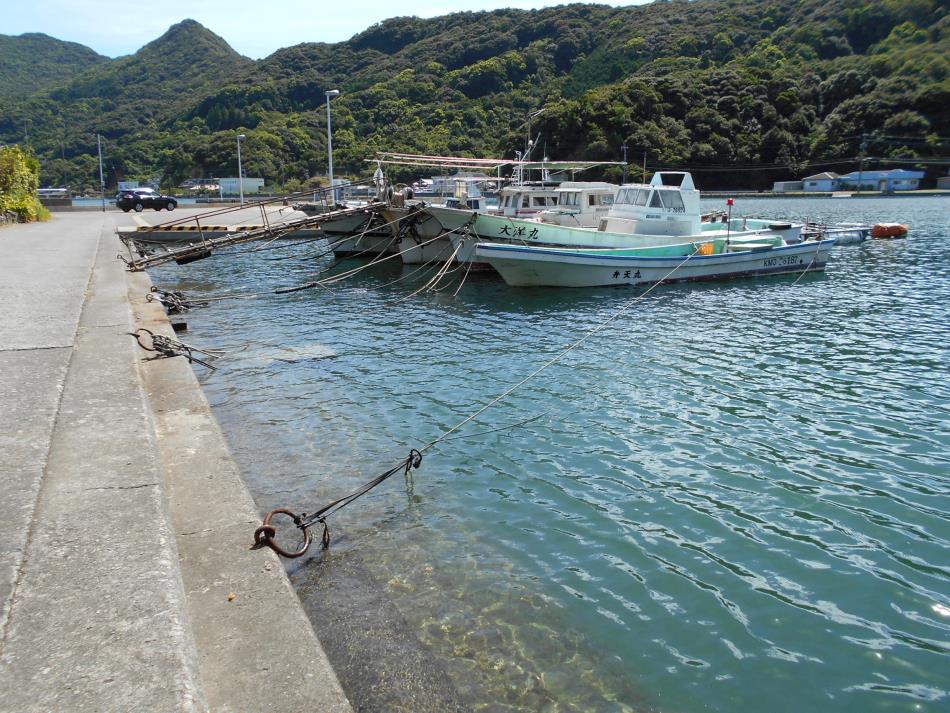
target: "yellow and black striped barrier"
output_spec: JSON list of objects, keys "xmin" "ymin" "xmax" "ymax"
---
[{"xmin": 136, "ymin": 224, "xmax": 266, "ymax": 232}]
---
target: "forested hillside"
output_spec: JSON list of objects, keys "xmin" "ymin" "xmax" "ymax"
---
[
  {"xmin": 1, "ymin": 0, "xmax": 946, "ymax": 191},
  {"xmin": 0, "ymin": 33, "xmax": 107, "ymax": 99}
]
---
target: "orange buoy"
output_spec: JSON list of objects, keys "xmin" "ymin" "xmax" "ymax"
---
[{"xmin": 871, "ymin": 223, "xmax": 909, "ymax": 239}]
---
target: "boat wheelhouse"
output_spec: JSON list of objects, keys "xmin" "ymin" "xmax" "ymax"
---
[{"xmin": 539, "ymin": 182, "xmax": 617, "ymax": 228}]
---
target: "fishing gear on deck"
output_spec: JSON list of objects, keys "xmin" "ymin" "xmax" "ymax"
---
[{"xmin": 128, "ymin": 328, "xmax": 224, "ymax": 370}]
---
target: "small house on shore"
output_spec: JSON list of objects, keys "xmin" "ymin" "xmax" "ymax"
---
[{"xmin": 802, "ymin": 172, "xmax": 841, "ymax": 192}]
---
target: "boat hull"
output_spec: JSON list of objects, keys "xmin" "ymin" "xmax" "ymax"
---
[
  {"xmin": 404, "ymin": 205, "xmax": 480, "ymax": 264},
  {"xmin": 324, "ymin": 211, "xmax": 398, "ymax": 256},
  {"xmin": 384, "ymin": 206, "xmax": 470, "ymax": 264},
  {"xmin": 476, "ymin": 239, "xmax": 834, "ymax": 288},
  {"xmin": 452, "ymin": 211, "xmax": 802, "ymax": 267}
]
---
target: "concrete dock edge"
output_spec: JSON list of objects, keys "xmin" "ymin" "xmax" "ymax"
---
[
  {"xmin": 1, "ymin": 213, "xmax": 351, "ymax": 711},
  {"xmin": 127, "ymin": 270, "xmax": 353, "ymax": 712}
]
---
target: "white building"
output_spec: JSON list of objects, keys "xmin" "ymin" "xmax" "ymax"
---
[
  {"xmin": 219, "ymin": 177, "xmax": 264, "ymax": 196},
  {"xmin": 772, "ymin": 180, "xmax": 804, "ymax": 193}
]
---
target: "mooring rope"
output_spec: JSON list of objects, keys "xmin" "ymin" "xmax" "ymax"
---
[
  {"xmin": 383, "ymin": 239, "xmax": 462, "ymax": 306},
  {"xmin": 253, "ymin": 247, "xmax": 703, "ymax": 558},
  {"xmin": 452, "ymin": 257, "xmax": 476, "ymax": 297},
  {"xmin": 275, "ymin": 218, "xmax": 474, "ymax": 294},
  {"xmin": 790, "ymin": 237, "xmax": 827, "ymax": 286}
]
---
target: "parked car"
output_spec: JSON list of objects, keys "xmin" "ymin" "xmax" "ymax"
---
[{"xmin": 115, "ymin": 187, "xmax": 177, "ymax": 212}]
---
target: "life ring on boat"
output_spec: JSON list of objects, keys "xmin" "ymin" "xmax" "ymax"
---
[{"xmin": 871, "ymin": 223, "xmax": 908, "ymax": 239}]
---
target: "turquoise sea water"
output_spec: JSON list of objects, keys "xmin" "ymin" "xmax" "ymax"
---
[{"xmin": 150, "ymin": 196, "xmax": 949, "ymax": 712}]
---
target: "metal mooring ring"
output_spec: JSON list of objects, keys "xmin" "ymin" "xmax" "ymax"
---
[{"xmin": 253, "ymin": 508, "xmax": 312, "ymax": 558}]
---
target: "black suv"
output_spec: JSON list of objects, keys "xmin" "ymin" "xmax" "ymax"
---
[{"xmin": 116, "ymin": 187, "xmax": 177, "ymax": 212}]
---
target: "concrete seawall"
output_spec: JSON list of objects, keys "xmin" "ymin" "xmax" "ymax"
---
[{"xmin": 0, "ymin": 213, "xmax": 352, "ymax": 711}]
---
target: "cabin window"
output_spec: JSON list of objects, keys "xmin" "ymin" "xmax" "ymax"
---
[
  {"xmin": 548, "ymin": 196, "xmax": 558, "ymax": 205},
  {"xmin": 588, "ymin": 195, "xmax": 596, "ymax": 206},
  {"xmin": 601, "ymin": 194, "xmax": 613, "ymax": 205},
  {"xmin": 522, "ymin": 196, "xmax": 530, "ymax": 208},
  {"xmin": 649, "ymin": 191, "xmax": 663, "ymax": 208},
  {"xmin": 533, "ymin": 196, "xmax": 546, "ymax": 207},
  {"xmin": 663, "ymin": 191, "xmax": 685, "ymax": 211},
  {"xmin": 635, "ymin": 189, "xmax": 649, "ymax": 206}
]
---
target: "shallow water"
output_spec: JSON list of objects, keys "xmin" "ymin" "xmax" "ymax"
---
[{"xmin": 150, "ymin": 196, "xmax": 949, "ymax": 712}]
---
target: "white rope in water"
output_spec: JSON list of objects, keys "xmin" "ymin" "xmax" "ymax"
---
[
  {"xmin": 419, "ymin": 247, "xmax": 702, "ymax": 454},
  {"xmin": 289, "ymin": 218, "xmax": 475, "ymax": 291},
  {"xmin": 452, "ymin": 256, "xmax": 475, "ymax": 298},
  {"xmin": 385, "ymin": 239, "xmax": 463, "ymax": 306},
  {"xmin": 790, "ymin": 238, "xmax": 826, "ymax": 286}
]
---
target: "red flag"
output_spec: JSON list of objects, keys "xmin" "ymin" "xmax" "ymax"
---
[{"xmin": 727, "ymin": 198, "xmax": 734, "ymax": 206}]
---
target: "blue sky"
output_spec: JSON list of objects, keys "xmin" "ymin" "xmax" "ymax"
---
[{"xmin": 6, "ymin": 1, "xmax": 648, "ymax": 59}]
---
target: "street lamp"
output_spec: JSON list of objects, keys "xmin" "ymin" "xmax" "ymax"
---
[
  {"xmin": 325, "ymin": 89, "xmax": 340, "ymax": 204},
  {"xmin": 526, "ymin": 108, "xmax": 546, "ymax": 158},
  {"xmin": 236, "ymin": 134, "xmax": 246, "ymax": 205}
]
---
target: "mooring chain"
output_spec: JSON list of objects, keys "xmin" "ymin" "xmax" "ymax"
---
[
  {"xmin": 253, "ymin": 449, "xmax": 423, "ymax": 558},
  {"xmin": 128, "ymin": 328, "xmax": 222, "ymax": 370},
  {"xmin": 145, "ymin": 286, "xmax": 207, "ymax": 314}
]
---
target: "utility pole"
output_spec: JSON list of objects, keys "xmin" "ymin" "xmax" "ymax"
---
[
  {"xmin": 97, "ymin": 134, "xmax": 105, "ymax": 212},
  {"xmin": 236, "ymin": 134, "xmax": 246, "ymax": 205},
  {"xmin": 857, "ymin": 133, "xmax": 868, "ymax": 196},
  {"xmin": 622, "ymin": 143, "xmax": 628, "ymax": 184},
  {"xmin": 325, "ymin": 89, "xmax": 340, "ymax": 204}
]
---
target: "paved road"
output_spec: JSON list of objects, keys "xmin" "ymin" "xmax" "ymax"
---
[{"xmin": 0, "ymin": 213, "xmax": 351, "ymax": 712}]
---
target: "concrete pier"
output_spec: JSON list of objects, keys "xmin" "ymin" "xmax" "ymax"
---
[{"xmin": 0, "ymin": 213, "xmax": 351, "ymax": 712}]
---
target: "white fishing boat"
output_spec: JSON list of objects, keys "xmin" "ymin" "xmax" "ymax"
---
[
  {"xmin": 800, "ymin": 222, "xmax": 870, "ymax": 245},
  {"xmin": 448, "ymin": 172, "xmax": 802, "ymax": 266},
  {"xmin": 475, "ymin": 236, "xmax": 834, "ymax": 288},
  {"xmin": 367, "ymin": 153, "xmax": 623, "ymax": 265}
]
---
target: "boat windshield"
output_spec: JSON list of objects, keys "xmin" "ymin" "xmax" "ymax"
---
[
  {"xmin": 617, "ymin": 188, "xmax": 647, "ymax": 205},
  {"xmin": 658, "ymin": 190, "xmax": 685, "ymax": 211}
]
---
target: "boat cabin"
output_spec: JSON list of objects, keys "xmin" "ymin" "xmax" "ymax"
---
[
  {"xmin": 440, "ymin": 177, "xmax": 489, "ymax": 211},
  {"xmin": 539, "ymin": 182, "xmax": 617, "ymax": 228},
  {"xmin": 598, "ymin": 172, "xmax": 702, "ymax": 236},
  {"xmin": 494, "ymin": 183, "xmax": 559, "ymax": 218}
]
